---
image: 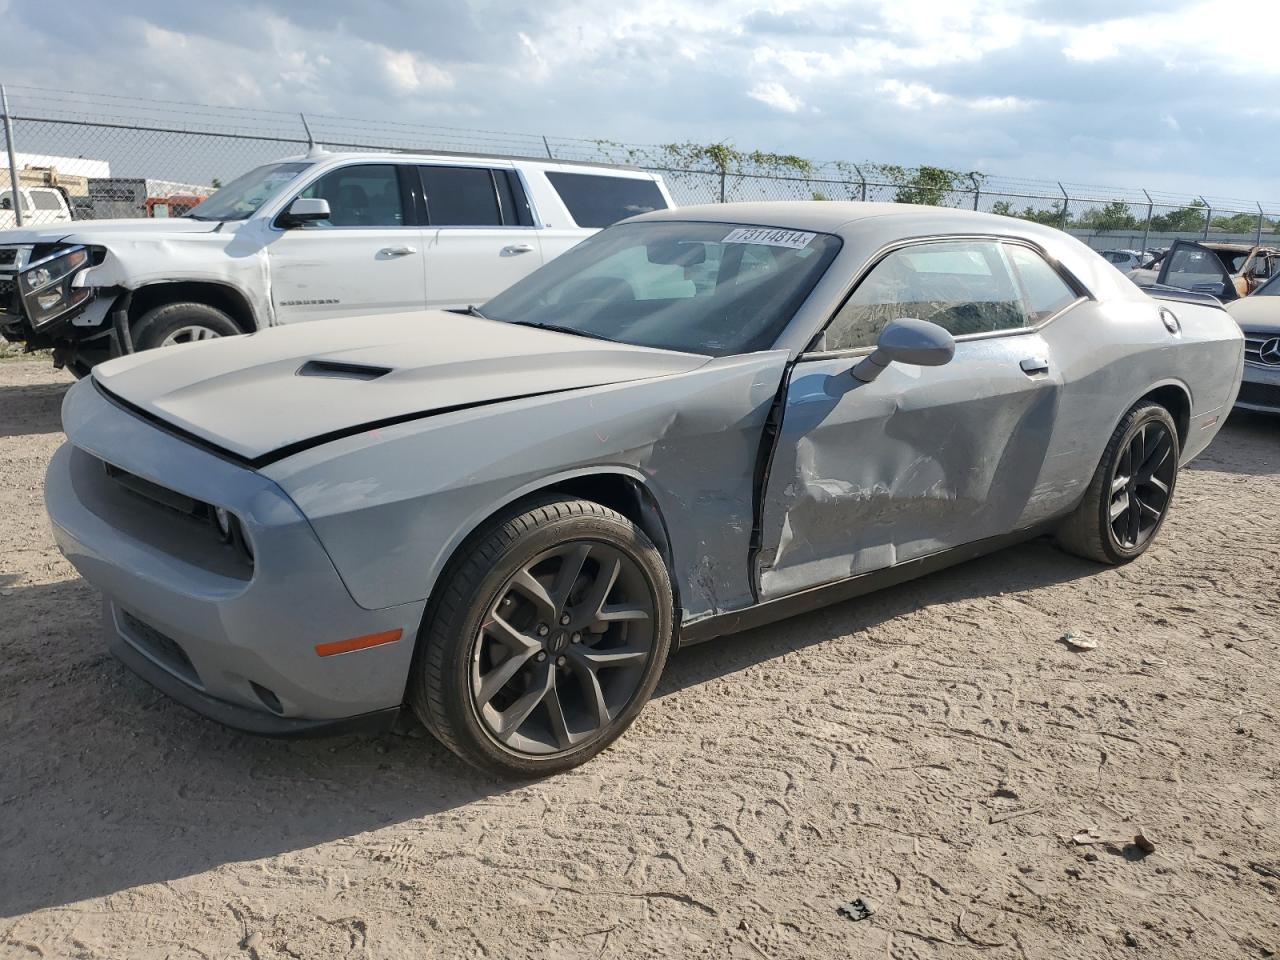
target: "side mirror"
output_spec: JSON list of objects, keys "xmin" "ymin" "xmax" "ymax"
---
[
  {"xmin": 852, "ymin": 318, "xmax": 955, "ymax": 383},
  {"xmin": 280, "ymin": 197, "xmax": 330, "ymax": 227}
]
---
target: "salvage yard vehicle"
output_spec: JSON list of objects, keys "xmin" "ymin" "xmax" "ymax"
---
[
  {"xmin": 45, "ymin": 202, "xmax": 1244, "ymax": 776},
  {"xmin": 1100, "ymin": 249, "xmax": 1144, "ymax": 271},
  {"xmin": 0, "ymin": 185, "xmax": 74, "ymax": 230},
  {"xmin": 1138, "ymin": 239, "xmax": 1280, "ymax": 301},
  {"xmin": 1226, "ymin": 271, "xmax": 1280, "ymax": 414},
  {"xmin": 0, "ymin": 150, "xmax": 672, "ymax": 375}
]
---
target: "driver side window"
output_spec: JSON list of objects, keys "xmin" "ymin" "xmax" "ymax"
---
[
  {"xmin": 823, "ymin": 239, "xmax": 1030, "ymax": 352},
  {"xmin": 295, "ymin": 164, "xmax": 405, "ymax": 228}
]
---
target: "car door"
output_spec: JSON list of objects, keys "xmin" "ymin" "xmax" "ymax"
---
[
  {"xmin": 1157, "ymin": 240, "xmax": 1238, "ymax": 300},
  {"xmin": 419, "ymin": 164, "xmax": 544, "ymax": 308},
  {"xmin": 265, "ymin": 162, "xmax": 427, "ymax": 324},
  {"xmin": 756, "ymin": 238, "xmax": 1073, "ymax": 601}
]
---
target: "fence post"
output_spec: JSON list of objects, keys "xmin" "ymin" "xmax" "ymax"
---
[
  {"xmin": 1200, "ymin": 196, "xmax": 1211, "ymax": 239},
  {"xmin": 969, "ymin": 173, "xmax": 981, "ymax": 211},
  {"xmin": 1, "ymin": 85, "xmax": 22, "ymax": 227},
  {"xmin": 1058, "ymin": 182, "xmax": 1069, "ymax": 230},
  {"xmin": 852, "ymin": 163, "xmax": 866, "ymax": 202},
  {"xmin": 1257, "ymin": 203, "xmax": 1265, "ymax": 245},
  {"xmin": 542, "ymin": 135, "xmax": 553, "ymax": 159},
  {"xmin": 718, "ymin": 168, "xmax": 726, "ymax": 203},
  {"xmin": 1141, "ymin": 189, "xmax": 1153, "ymax": 253}
]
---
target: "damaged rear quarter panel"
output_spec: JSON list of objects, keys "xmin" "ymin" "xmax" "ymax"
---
[{"xmin": 262, "ymin": 352, "xmax": 790, "ymax": 618}]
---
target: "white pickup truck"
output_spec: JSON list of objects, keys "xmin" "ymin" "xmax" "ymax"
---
[
  {"xmin": 0, "ymin": 150, "xmax": 672, "ymax": 373},
  {"xmin": 0, "ymin": 185, "xmax": 74, "ymax": 230}
]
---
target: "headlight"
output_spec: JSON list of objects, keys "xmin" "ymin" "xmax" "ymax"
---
[{"xmin": 18, "ymin": 246, "xmax": 93, "ymax": 330}]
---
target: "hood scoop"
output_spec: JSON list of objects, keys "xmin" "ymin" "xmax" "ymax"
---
[{"xmin": 297, "ymin": 359, "xmax": 392, "ymax": 381}]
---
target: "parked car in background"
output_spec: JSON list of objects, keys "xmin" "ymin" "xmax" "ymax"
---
[
  {"xmin": 0, "ymin": 185, "xmax": 74, "ymax": 230},
  {"xmin": 1100, "ymin": 248, "xmax": 1144, "ymax": 271},
  {"xmin": 46, "ymin": 202, "xmax": 1243, "ymax": 775},
  {"xmin": 0, "ymin": 150, "xmax": 673, "ymax": 374},
  {"xmin": 1225, "ymin": 271, "xmax": 1280, "ymax": 414},
  {"xmin": 1134, "ymin": 239, "xmax": 1280, "ymax": 301}
]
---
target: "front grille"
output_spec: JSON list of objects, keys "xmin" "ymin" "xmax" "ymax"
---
[
  {"xmin": 1243, "ymin": 331, "xmax": 1280, "ymax": 367},
  {"xmin": 104, "ymin": 461, "xmax": 210, "ymax": 521},
  {"xmin": 1237, "ymin": 382, "xmax": 1280, "ymax": 410},
  {"xmin": 0, "ymin": 248, "xmax": 17, "ymax": 267},
  {"xmin": 120, "ymin": 610, "xmax": 201, "ymax": 687},
  {"xmin": 0, "ymin": 277, "xmax": 15, "ymax": 303}
]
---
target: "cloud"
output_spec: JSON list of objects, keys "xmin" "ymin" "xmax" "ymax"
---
[
  {"xmin": 748, "ymin": 81, "xmax": 805, "ymax": 113},
  {"xmin": 0, "ymin": 0, "xmax": 1275, "ymax": 201}
]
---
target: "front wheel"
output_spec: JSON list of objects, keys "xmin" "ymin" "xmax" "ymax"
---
[
  {"xmin": 409, "ymin": 497, "xmax": 674, "ymax": 777},
  {"xmin": 131, "ymin": 302, "xmax": 241, "ymax": 351},
  {"xmin": 1056, "ymin": 401, "xmax": 1180, "ymax": 565}
]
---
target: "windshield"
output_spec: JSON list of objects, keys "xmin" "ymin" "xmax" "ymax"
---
[
  {"xmin": 481, "ymin": 221, "xmax": 841, "ymax": 356},
  {"xmin": 186, "ymin": 161, "xmax": 312, "ymax": 221}
]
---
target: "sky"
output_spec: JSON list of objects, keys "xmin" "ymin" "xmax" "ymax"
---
[{"xmin": 2, "ymin": 0, "xmax": 1277, "ymax": 202}]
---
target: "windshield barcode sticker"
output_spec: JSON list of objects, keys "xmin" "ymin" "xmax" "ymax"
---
[{"xmin": 723, "ymin": 227, "xmax": 816, "ymax": 249}]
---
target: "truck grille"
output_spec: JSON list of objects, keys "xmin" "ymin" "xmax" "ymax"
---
[
  {"xmin": 0, "ymin": 277, "xmax": 15, "ymax": 303},
  {"xmin": 1237, "ymin": 382, "xmax": 1280, "ymax": 410},
  {"xmin": 0, "ymin": 248, "xmax": 17, "ymax": 267}
]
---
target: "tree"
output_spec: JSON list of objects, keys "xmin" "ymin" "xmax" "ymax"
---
[
  {"xmin": 1211, "ymin": 211, "xmax": 1261, "ymax": 234},
  {"xmin": 1150, "ymin": 201, "xmax": 1208, "ymax": 233},
  {"xmin": 989, "ymin": 200, "xmax": 1070, "ymax": 227},
  {"xmin": 1076, "ymin": 200, "xmax": 1139, "ymax": 231}
]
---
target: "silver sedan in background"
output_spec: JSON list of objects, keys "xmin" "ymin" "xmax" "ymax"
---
[
  {"xmin": 45, "ymin": 202, "xmax": 1244, "ymax": 775},
  {"xmin": 1226, "ymin": 271, "xmax": 1280, "ymax": 414}
]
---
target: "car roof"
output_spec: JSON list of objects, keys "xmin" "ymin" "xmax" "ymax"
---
[{"xmin": 277, "ymin": 148, "xmax": 652, "ymax": 175}]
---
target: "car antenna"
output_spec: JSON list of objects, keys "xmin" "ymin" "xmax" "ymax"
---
[{"xmin": 300, "ymin": 113, "xmax": 326, "ymax": 158}]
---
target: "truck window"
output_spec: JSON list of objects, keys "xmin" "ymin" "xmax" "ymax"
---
[
  {"xmin": 544, "ymin": 172, "xmax": 667, "ymax": 228},
  {"xmin": 0, "ymin": 191, "xmax": 30, "ymax": 212},
  {"xmin": 297, "ymin": 165, "xmax": 404, "ymax": 228},
  {"xmin": 30, "ymin": 190, "xmax": 65, "ymax": 211},
  {"xmin": 420, "ymin": 166, "xmax": 504, "ymax": 227}
]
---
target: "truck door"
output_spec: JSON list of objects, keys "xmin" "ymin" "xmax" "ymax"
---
[
  {"xmin": 418, "ymin": 164, "xmax": 544, "ymax": 309},
  {"xmin": 266, "ymin": 163, "xmax": 427, "ymax": 324}
]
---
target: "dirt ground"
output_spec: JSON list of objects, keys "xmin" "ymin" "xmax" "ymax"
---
[{"xmin": 1, "ymin": 355, "xmax": 1277, "ymax": 960}]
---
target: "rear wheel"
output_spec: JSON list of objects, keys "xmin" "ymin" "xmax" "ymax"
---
[
  {"xmin": 131, "ymin": 302, "xmax": 241, "ymax": 351},
  {"xmin": 1056, "ymin": 401, "xmax": 1180, "ymax": 564},
  {"xmin": 409, "ymin": 497, "xmax": 674, "ymax": 777}
]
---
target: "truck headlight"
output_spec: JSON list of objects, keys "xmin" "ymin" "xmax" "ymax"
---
[{"xmin": 19, "ymin": 246, "xmax": 93, "ymax": 330}]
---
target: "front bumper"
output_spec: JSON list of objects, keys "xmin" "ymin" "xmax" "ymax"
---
[
  {"xmin": 1236, "ymin": 362, "xmax": 1280, "ymax": 415},
  {"xmin": 45, "ymin": 379, "xmax": 427, "ymax": 733}
]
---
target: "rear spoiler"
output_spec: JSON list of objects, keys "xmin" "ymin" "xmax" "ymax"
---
[{"xmin": 1138, "ymin": 283, "xmax": 1227, "ymax": 310}]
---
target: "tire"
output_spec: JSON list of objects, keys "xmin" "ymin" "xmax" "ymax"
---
[
  {"xmin": 131, "ymin": 302, "xmax": 241, "ymax": 351},
  {"xmin": 409, "ymin": 497, "xmax": 674, "ymax": 777},
  {"xmin": 1056, "ymin": 401, "xmax": 1180, "ymax": 565}
]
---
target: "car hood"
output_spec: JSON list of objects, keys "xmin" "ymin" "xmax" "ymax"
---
[
  {"xmin": 92, "ymin": 311, "xmax": 709, "ymax": 464},
  {"xmin": 0, "ymin": 217, "xmax": 228, "ymax": 246},
  {"xmin": 1226, "ymin": 296, "xmax": 1280, "ymax": 332}
]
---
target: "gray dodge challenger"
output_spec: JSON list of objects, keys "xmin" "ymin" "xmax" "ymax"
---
[{"xmin": 46, "ymin": 202, "xmax": 1244, "ymax": 775}]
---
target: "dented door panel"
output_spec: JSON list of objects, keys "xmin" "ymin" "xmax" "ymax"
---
[{"xmin": 756, "ymin": 334, "xmax": 1062, "ymax": 600}]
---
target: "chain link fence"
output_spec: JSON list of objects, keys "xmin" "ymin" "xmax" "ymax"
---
[{"xmin": 4, "ymin": 83, "xmax": 1279, "ymax": 255}]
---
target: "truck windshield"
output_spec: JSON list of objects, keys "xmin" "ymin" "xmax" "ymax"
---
[
  {"xmin": 481, "ymin": 220, "xmax": 841, "ymax": 357},
  {"xmin": 186, "ymin": 162, "xmax": 312, "ymax": 221}
]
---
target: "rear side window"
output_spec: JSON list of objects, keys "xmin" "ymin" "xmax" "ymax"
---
[
  {"xmin": 1004, "ymin": 244, "xmax": 1079, "ymax": 322},
  {"xmin": 421, "ymin": 166, "xmax": 502, "ymax": 226},
  {"xmin": 30, "ymin": 191, "xmax": 64, "ymax": 211},
  {"xmin": 545, "ymin": 172, "xmax": 667, "ymax": 228}
]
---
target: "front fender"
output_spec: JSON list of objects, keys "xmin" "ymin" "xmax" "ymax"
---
[{"xmin": 262, "ymin": 353, "xmax": 790, "ymax": 621}]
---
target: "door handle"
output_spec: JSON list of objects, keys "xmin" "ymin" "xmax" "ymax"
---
[
  {"xmin": 502, "ymin": 243, "xmax": 534, "ymax": 254},
  {"xmin": 379, "ymin": 246, "xmax": 417, "ymax": 257},
  {"xmin": 1020, "ymin": 356, "xmax": 1050, "ymax": 376}
]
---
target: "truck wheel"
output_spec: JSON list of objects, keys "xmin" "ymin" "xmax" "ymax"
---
[
  {"xmin": 1055, "ymin": 401, "xmax": 1180, "ymax": 565},
  {"xmin": 408, "ymin": 496, "xmax": 674, "ymax": 777},
  {"xmin": 131, "ymin": 302, "xmax": 241, "ymax": 351}
]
